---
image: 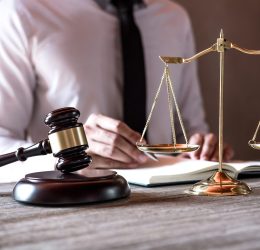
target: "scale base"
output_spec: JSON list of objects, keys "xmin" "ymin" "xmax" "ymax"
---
[
  {"xmin": 13, "ymin": 169, "xmax": 130, "ymax": 205},
  {"xmin": 186, "ymin": 170, "xmax": 252, "ymax": 196}
]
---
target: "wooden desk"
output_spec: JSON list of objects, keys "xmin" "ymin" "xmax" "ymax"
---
[{"xmin": 1, "ymin": 179, "xmax": 260, "ymax": 250}]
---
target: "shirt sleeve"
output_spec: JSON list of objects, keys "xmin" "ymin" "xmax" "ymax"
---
[
  {"xmin": 0, "ymin": 2, "xmax": 55, "ymax": 179},
  {"xmin": 178, "ymin": 16, "xmax": 209, "ymax": 138}
]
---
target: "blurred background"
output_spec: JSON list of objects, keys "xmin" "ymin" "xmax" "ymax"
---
[{"xmin": 175, "ymin": 0, "xmax": 260, "ymax": 160}]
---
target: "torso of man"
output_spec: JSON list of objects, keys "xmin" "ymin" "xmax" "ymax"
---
[{"xmin": 0, "ymin": 0, "xmax": 208, "ymax": 152}]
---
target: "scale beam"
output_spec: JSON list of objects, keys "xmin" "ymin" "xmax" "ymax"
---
[{"xmin": 160, "ymin": 35, "xmax": 260, "ymax": 65}]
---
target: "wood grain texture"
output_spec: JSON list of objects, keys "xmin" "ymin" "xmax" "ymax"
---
[{"xmin": 1, "ymin": 179, "xmax": 260, "ymax": 250}]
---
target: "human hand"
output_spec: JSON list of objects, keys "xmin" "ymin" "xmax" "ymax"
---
[
  {"xmin": 182, "ymin": 133, "xmax": 234, "ymax": 162},
  {"xmin": 83, "ymin": 114, "xmax": 148, "ymax": 169}
]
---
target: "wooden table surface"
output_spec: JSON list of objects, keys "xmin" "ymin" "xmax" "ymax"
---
[{"xmin": 1, "ymin": 178, "xmax": 260, "ymax": 250}]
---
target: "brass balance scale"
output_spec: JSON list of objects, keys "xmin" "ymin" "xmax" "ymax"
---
[{"xmin": 137, "ymin": 30, "xmax": 260, "ymax": 196}]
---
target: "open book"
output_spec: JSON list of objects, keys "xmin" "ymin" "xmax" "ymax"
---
[{"xmin": 115, "ymin": 156, "xmax": 260, "ymax": 186}]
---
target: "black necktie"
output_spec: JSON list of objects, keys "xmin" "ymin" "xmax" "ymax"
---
[{"xmin": 112, "ymin": 0, "xmax": 146, "ymax": 134}]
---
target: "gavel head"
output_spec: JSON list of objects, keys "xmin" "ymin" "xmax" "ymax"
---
[{"xmin": 45, "ymin": 107, "xmax": 92, "ymax": 173}]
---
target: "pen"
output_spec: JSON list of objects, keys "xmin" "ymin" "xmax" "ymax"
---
[{"xmin": 144, "ymin": 152, "xmax": 158, "ymax": 161}]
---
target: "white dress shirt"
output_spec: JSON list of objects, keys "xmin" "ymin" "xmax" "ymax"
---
[{"xmin": 0, "ymin": 0, "xmax": 208, "ymax": 178}]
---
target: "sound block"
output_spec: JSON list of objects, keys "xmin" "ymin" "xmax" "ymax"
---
[{"xmin": 13, "ymin": 169, "xmax": 130, "ymax": 205}]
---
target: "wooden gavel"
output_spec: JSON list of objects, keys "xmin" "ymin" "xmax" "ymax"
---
[
  {"xmin": 0, "ymin": 107, "xmax": 92, "ymax": 172},
  {"xmin": 0, "ymin": 107, "xmax": 130, "ymax": 206}
]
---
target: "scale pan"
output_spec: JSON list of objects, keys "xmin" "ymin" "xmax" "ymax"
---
[
  {"xmin": 136, "ymin": 143, "xmax": 200, "ymax": 154},
  {"xmin": 248, "ymin": 140, "xmax": 260, "ymax": 150}
]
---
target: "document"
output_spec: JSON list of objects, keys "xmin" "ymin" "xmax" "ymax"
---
[{"xmin": 115, "ymin": 156, "xmax": 260, "ymax": 186}]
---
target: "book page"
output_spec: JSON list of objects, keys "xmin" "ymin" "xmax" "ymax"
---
[
  {"xmin": 115, "ymin": 156, "xmax": 260, "ymax": 186},
  {"xmin": 117, "ymin": 156, "xmax": 260, "ymax": 175},
  {"xmin": 116, "ymin": 156, "xmax": 218, "ymax": 175},
  {"xmin": 227, "ymin": 161, "xmax": 260, "ymax": 172},
  {"xmin": 0, "ymin": 154, "xmax": 55, "ymax": 183}
]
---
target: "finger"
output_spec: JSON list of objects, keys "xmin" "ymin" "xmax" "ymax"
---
[
  {"xmin": 86, "ymin": 113, "xmax": 142, "ymax": 144},
  {"xmin": 85, "ymin": 125, "xmax": 148, "ymax": 163},
  {"xmin": 87, "ymin": 140, "xmax": 135, "ymax": 163},
  {"xmin": 188, "ymin": 133, "xmax": 204, "ymax": 160},
  {"xmin": 211, "ymin": 146, "xmax": 219, "ymax": 162},
  {"xmin": 223, "ymin": 144, "xmax": 235, "ymax": 162},
  {"xmin": 211, "ymin": 143, "xmax": 234, "ymax": 162},
  {"xmin": 200, "ymin": 133, "xmax": 218, "ymax": 160},
  {"xmin": 87, "ymin": 154, "xmax": 138, "ymax": 169}
]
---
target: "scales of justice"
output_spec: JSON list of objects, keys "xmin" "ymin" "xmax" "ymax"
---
[{"xmin": 137, "ymin": 29, "xmax": 260, "ymax": 196}]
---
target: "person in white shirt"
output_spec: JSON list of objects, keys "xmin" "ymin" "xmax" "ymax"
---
[{"xmin": 0, "ymin": 0, "xmax": 233, "ymax": 171}]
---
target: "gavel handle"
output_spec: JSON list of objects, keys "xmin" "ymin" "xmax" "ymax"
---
[{"xmin": 0, "ymin": 139, "xmax": 52, "ymax": 167}]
